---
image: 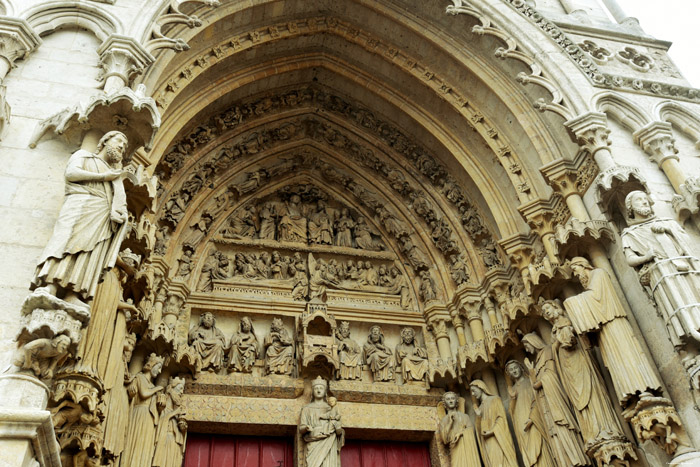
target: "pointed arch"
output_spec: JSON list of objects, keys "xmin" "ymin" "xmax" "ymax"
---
[
  {"xmin": 22, "ymin": 1, "xmax": 123, "ymax": 40},
  {"xmin": 593, "ymin": 92, "xmax": 652, "ymax": 132}
]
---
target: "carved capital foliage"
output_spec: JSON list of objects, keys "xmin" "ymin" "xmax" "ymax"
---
[
  {"xmin": 146, "ymin": 0, "xmax": 220, "ymax": 53},
  {"xmin": 97, "ymin": 35, "xmax": 154, "ymax": 86},
  {"xmin": 625, "ymin": 395, "xmax": 683, "ymax": 456},
  {"xmin": 633, "ymin": 122, "xmax": 679, "ymax": 167},
  {"xmin": 673, "ymin": 176, "xmax": 700, "ymax": 221},
  {"xmin": 0, "ymin": 17, "xmax": 41, "ymax": 69},
  {"xmin": 518, "ymin": 195, "xmax": 569, "ymax": 237},
  {"xmin": 565, "ymin": 112, "xmax": 610, "ymax": 156},
  {"xmin": 554, "ymin": 217, "xmax": 615, "ymax": 259},
  {"xmin": 594, "ymin": 165, "xmax": 649, "ymax": 215},
  {"xmin": 540, "ymin": 151, "xmax": 599, "ymax": 198}
]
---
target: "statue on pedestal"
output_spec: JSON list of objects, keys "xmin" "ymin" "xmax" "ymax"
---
[
  {"xmin": 437, "ymin": 391, "xmax": 481, "ymax": 467},
  {"xmin": 299, "ymin": 377, "xmax": 343, "ymax": 467},
  {"xmin": 470, "ymin": 379, "xmax": 518, "ymax": 467},
  {"xmin": 264, "ymin": 318, "xmax": 295, "ymax": 375}
]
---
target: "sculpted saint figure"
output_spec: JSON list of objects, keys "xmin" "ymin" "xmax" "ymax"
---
[
  {"xmin": 387, "ymin": 267, "xmax": 412, "ymax": 309},
  {"xmin": 363, "ymin": 325, "xmax": 395, "ymax": 382},
  {"xmin": 563, "ymin": 257, "xmax": 662, "ymax": 405},
  {"xmin": 354, "ymin": 216, "xmax": 380, "ymax": 251},
  {"xmin": 122, "ymin": 353, "xmax": 164, "ymax": 467},
  {"xmin": 336, "ymin": 321, "xmax": 362, "ymax": 380},
  {"xmin": 334, "ymin": 208, "xmax": 354, "ymax": 247},
  {"xmin": 438, "ymin": 391, "xmax": 481, "ymax": 467},
  {"xmin": 545, "ymin": 305, "xmax": 631, "ymax": 454},
  {"xmin": 299, "ymin": 377, "xmax": 343, "ymax": 467},
  {"xmin": 309, "ymin": 200, "xmax": 333, "ymax": 245},
  {"xmin": 278, "ymin": 194, "xmax": 307, "ymax": 243},
  {"xmin": 470, "ymin": 379, "xmax": 518, "ymax": 467},
  {"xmin": 395, "ymin": 327, "xmax": 429, "ymax": 383},
  {"xmin": 258, "ymin": 202, "xmax": 277, "ymax": 240},
  {"xmin": 264, "ymin": 318, "xmax": 295, "ymax": 375},
  {"xmin": 197, "ymin": 250, "xmax": 229, "ymax": 292},
  {"xmin": 521, "ymin": 333, "xmax": 589, "ymax": 467},
  {"xmin": 621, "ymin": 190, "xmax": 700, "ymax": 346},
  {"xmin": 188, "ymin": 312, "xmax": 227, "ymax": 372},
  {"xmin": 102, "ymin": 333, "xmax": 136, "ymax": 460},
  {"xmin": 153, "ymin": 377, "xmax": 187, "ymax": 467},
  {"xmin": 228, "ymin": 317, "xmax": 259, "ymax": 373},
  {"xmin": 505, "ymin": 360, "xmax": 556, "ymax": 467},
  {"xmin": 32, "ymin": 131, "xmax": 129, "ymax": 305},
  {"xmin": 290, "ymin": 264, "xmax": 309, "ymax": 301}
]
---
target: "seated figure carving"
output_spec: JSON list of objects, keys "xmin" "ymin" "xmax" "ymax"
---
[{"xmin": 188, "ymin": 312, "xmax": 227, "ymax": 372}]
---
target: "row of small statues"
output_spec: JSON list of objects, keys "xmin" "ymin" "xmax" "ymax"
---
[
  {"xmin": 221, "ymin": 197, "xmax": 386, "ymax": 250},
  {"xmin": 188, "ymin": 314, "xmax": 430, "ymax": 383}
]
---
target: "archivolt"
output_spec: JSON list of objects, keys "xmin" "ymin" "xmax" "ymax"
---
[
  {"xmin": 593, "ymin": 92, "xmax": 652, "ymax": 132},
  {"xmin": 655, "ymin": 101, "xmax": 700, "ymax": 145}
]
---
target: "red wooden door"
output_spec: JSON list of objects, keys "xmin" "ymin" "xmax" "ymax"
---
[
  {"xmin": 183, "ymin": 434, "xmax": 294, "ymax": 467},
  {"xmin": 340, "ymin": 439, "xmax": 431, "ymax": 467}
]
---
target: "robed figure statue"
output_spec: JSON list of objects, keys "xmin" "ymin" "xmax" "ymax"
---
[
  {"xmin": 438, "ymin": 391, "xmax": 481, "ymax": 466},
  {"xmin": 299, "ymin": 377, "xmax": 343, "ymax": 467}
]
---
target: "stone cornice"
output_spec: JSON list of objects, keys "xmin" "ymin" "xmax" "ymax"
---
[{"xmin": 0, "ymin": 17, "xmax": 41, "ymax": 67}]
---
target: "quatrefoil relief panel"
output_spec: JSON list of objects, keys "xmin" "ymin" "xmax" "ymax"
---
[
  {"xmin": 616, "ymin": 46, "xmax": 654, "ymax": 72},
  {"xmin": 578, "ymin": 40, "xmax": 612, "ymax": 65}
]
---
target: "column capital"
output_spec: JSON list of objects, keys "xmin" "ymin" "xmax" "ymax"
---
[
  {"xmin": 540, "ymin": 151, "xmax": 599, "ymax": 198},
  {"xmin": 97, "ymin": 35, "xmax": 154, "ymax": 88},
  {"xmin": 565, "ymin": 111, "xmax": 610, "ymax": 155},
  {"xmin": 0, "ymin": 17, "xmax": 41, "ymax": 67},
  {"xmin": 633, "ymin": 121, "xmax": 679, "ymax": 167},
  {"xmin": 518, "ymin": 195, "xmax": 569, "ymax": 237}
]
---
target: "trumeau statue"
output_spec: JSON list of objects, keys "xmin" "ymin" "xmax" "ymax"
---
[
  {"xmin": 544, "ymin": 304, "xmax": 635, "ymax": 464},
  {"xmin": 364, "ymin": 325, "xmax": 395, "ymax": 382},
  {"xmin": 563, "ymin": 257, "xmax": 662, "ymax": 405},
  {"xmin": 437, "ymin": 391, "xmax": 481, "ymax": 467},
  {"xmin": 621, "ymin": 190, "xmax": 700, "ymax": 347},
  {"xmin": 522, "ymin": 333, "xmax": 590, "ymax": 467},
  {"xmin": 505, "ymin": 360, "xmax": 556, "ymax": 467},
  {"xmin": 395, "ymin": 327, "xmax": 429, "ymax": 383},
  {"xmin": 122, "ymin": 353, "xmax": 164, "ymax": 467},
  {"xmin": 264, "ymin": 318, "xmax": 295, "ymax": 375},
  {"xmin": 228, "ymin": 317, "xmax": 259, "ymax": 373},
  {"xmin": 299, "ymin": 377, "xmax": 343, "ymax": 467},
  {"xmin": 469, "ymin": 379, "xmax": 518, "ymax": 467},
  {"xmin": 335, "ymin": 321, "xmax": 362, "ymax": 380},
  {"xmin": 153, "ymin": 377, "xmax": 187, "ymax": 467},
  {"xmin": 188, "ymin": 312, "xmax": 227, "ymax": 372},
  {"xmin": 32, "ymin": 131, "xmax": 130, "ymax": 306}
]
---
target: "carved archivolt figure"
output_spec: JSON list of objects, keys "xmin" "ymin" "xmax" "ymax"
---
[
  {"xmin": 363, "ymin": 325, "xmax": 395, "ymax": 382},
  {"xmin": 228, "ymin": 317, "xmax": 259, "ymax": 373},
  {"xmin": 299, "ymin": 377, "xmax": 343, "ymax": 467},
  {"xmin": 621, "ymin": 190, "xmax": 700, "ymax": 347},
  {"xmin": 264, "ymin": 318, "xmax": 295, "ymax": 375},
  {"xmin": 470, "ymin": 379, "xmax": 518, "ymax": 467},
  {"xmin": 401, "ymin": 236, "xmax": 429, "ymax": 270},
  {"xmin": 395, "ymin": 327, "xmax": 429, "ymax": 383},
  {"xmin": 563, "ymin": 258, "xmax": 662, "ymax": 405},
  {"xmin": 32, "ymin": 131, "xmax": 129, "ymax": 305},
  {"xmin": 438, "ymin": 391, "xmax": 481, "ymax": 467},
  {"xmin": 121, "ymin": 353, "xmax": 164, "ymax": 467},
  {"xmin": 418, "ymin": 270, "xmax": 437, "ymax": 302},
  {"xmin": 153, "ymin": 377, "xmax": 187, "ymax": 467},
  {"xmin": 14, "ymin": 334, "xmax": 71, "ymax": 380},
  {"xmin": 188, "ymin": 312, "xmax": 227, "ymax": 372},
  {"xmin": 278, "ymin": 194, "xmax": 307, "ymax": 243},
  {"xmin": 505, "ymin": 360, "xmax": 555, "ymax": 467},
  {"xmin": 336, "ymin": 321, "xmax": 362, "ymax": 380},
  {"xmin": 521, "ymin": 333, "xmax": 589, "ymax": 467},
  {"xmin": 547, "ymin": 312, "xmax": 631, "ymax": 456}
]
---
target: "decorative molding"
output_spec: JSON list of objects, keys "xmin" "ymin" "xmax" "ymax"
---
[
  {"xmin": 97, "ymin": 34, "xmax": 154, "ymax": 87},
  {"xmin": 145, "ymin": 0, "xmax": 220, "ymax": 53},
  {"xmin": 0, "ymin": 16, "xmax": 41, "ymax": 68}
]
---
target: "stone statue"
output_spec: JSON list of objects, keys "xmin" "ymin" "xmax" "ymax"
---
[
  {"xmin": 621, "ymin": 190, "xmax": 700, "ymax": 347},
  {"xmin": 563, "ymin": 258, "xmax": 662, "ymax": 406},
  {"xmin": 335, "ymin": 321, "xmax": 362, "ymax": 380},
  {"xmin": 258, "ymin": 202, "xmax": 277, "ymax": 240},
  {"xmin": 153, "ymin": 377, "xmax": 187, "ymax": 467},
  {"xmin": 545, "ymin": 308, "xmax": 635, "ymax": 463},
  {"xmin": 14, "ymin": 334, "xmax": 71, "ymax": 379},
  {"xmin": 228, "ymin": 317, "xmax": 259, "ymax": 373},
  {"xmin": 437, "ymin": 391, "xmax": 481, "ymax": 467},
  {"xmin": 419, "ymin": 270, "xmax": 437, "ymax": 302},
  {"xmin": 290, "ymin": 263, "xmax": 309, "ymax": 301},
  {"xmin": 395, "ymin": 327, "xmax": 429, "ymax": 383},
  {"xmin": 176, "ymin": 248, "xmax": 193, "ymax": 277},
  {"xmin": 188, "ymin": 312, "xmax": 227, "ymax": 372},
  {"xmin": 354, "ymin": 216, "xmax": 381, "ymax": 251},
  {"xmin": 299, "ymin": 376, "xmax": 343, "ymax": 467},
  {"xmin": 197, "ymin": 250, "xmax": 229, "ymax": 292},
  {"xmin": 102, "ymin": 333, "xmax": 136, "ymax": 460},
  {"xmin": 222, "ymin": 205, "xmax": 257, "ymax": 239},
  {"xmin": 270, "ymin": 251, "xmax": 289, "ymax": 279},
  {"xmin": 521, "ymin": 333, "xmax": 589, "ymax": 467},
  {"xmin": 121, "ymin": 353, "xmax": 164, "ymax": 467},
  {"xmin": 505, "ymin": 360, "xmax": 556, "ymax": 467},
  {"xmin": 32, "ymin": 131, "xmax": 129, "ymax": 306},
  {"xmin": 51, "ymin": 400, "xmax": 99, "ymax": 434},
  {"xmin": 264, "ymin": 318, "xmax": 295, "ymax": 375},
  {"xmin": 470, "ymin": 379, "xmax": 518, "ymax": 467},
  {"xmin": 309, "ymin": 200, "xmax": 333, "ymax": 245},
  {"xmin": 387, "ymin": 267, "xmax": 412, "ymax": 309},
  {"xmin": 334, "ymin": 208, "xmax": 354, "ymax": 247},
  {"xmin": 363, "ymin": 325, "xmax": 395, "ymax": 382},
  {"xmin": 401, "ymin": 236, "xmax": 429, "ymax": 270},
  {"xmin": 278, "ymin": 194, "xmax": 307, "ymax": 243}
]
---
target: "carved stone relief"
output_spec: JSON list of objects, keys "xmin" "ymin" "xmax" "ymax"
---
[
  {"xmin": 395, "ymin": 327, "xmax": 429, "ymax": 383},
  {"xmin": 264, "ymin": 317, "xmax": 295, "ymax": 375},
  {"xmin": 188, "ymin": 311, "xmax": 226, "ymax": 372},
  {"xmin": 364, "ymin": 325, "xmax": 395, "ymax": 382}
]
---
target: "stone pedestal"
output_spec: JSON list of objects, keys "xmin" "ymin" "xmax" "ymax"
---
[{"xmin": 0, "ymin": 374, "xmax": 61, "ymax": 466}]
